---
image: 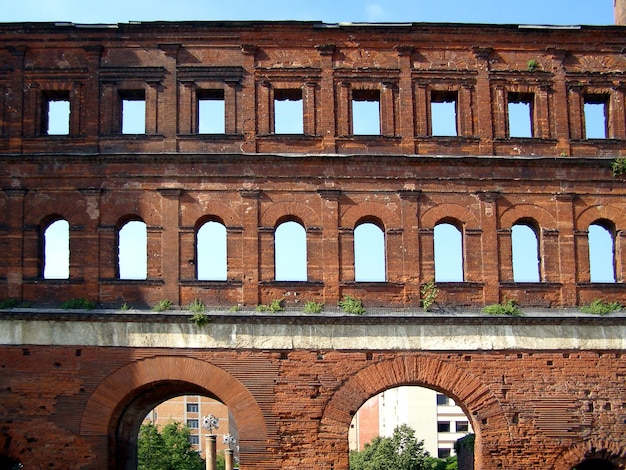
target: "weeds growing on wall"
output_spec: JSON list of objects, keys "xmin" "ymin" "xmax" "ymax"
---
[{"xmin": 338, "ymin": 295, "xmax": 366, "ymax": 315}]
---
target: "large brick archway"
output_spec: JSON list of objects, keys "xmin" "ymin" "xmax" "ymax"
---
[
  {"xmin": 318, "ymin": 354, "xmax": 509, "ymax": 469},
  {"xmin": 80, "ymin": 356, "xmax": 268, "ymax": 469}
]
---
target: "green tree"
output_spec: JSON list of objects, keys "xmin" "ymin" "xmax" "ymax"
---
[
  {"xmin": 138, "ymin": 422, "xmax": 205, "ymax": 470},
  {"xmin": 350, "ymin": 424, "xmax": 431, "ymax": 470}
]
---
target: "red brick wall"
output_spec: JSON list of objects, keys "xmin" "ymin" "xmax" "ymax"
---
[{"xmin": 0, "ymin": 344, "xmax": 624, "ymax": 469}]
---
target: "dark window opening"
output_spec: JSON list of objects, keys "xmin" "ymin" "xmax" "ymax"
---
[
  {"xmin": 508, "ymin": 92, "xmax": 534, "ymax": 138},
  {"xmin": 438, "ymin": 448, "xmax": 452, "ymax": 459},
  {"xmin": 186, "ymin": 403, "xmax": 199, "ymax": 413},
  {"xmin": 352, "ymin": 89, "xmax": 380, "ymax": 135},
  {"xmin": 437, "ymin": 421, "xmax": 451, "ymax": 433},
  {"xmin": 456, "ymin": 421, "xmax": 469, "ymax": 432},
  {"xmin": 436, "ymin": 393, "xmax": 449, "ymax": 406},
  {"xmin": 431, "ymin": 90, "xmax": 458, "ymax": 136},
  {"xmin": 186, "ymin": 419, "xmax": 199, "ymax": 429},
  {"xmin": 274, "ymin": 88, "xmax": 303, "ymax": 134}
]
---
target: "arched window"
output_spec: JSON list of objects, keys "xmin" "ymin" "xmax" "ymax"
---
[
  {"xmin": 118, "ymin": 220, "xmax": 147, "ymax": 280},
  {"xmin": 588, "ymin": 222, "xmax": 616, "ymax": 283},
  {"xmin": 275, "ymin": 220, "xmax": 307, "ymax": 281},
  {"xmin": 512, "ymin": 223, "xmax": 540, "ymax": 282},
  {"xmin": 196, "ymin": 220, "xmax": 227, "ymax": 281},
  {"xmin": 43, "ymin": 218, "xmax": 69, "ymax": 279},
  {"xmin": 434, "ymin": 222, "xmax": 464, "ymax": 282},
  {"xmin": 354, "ymin": 222, "xmax": 386, "ymax": 282}
]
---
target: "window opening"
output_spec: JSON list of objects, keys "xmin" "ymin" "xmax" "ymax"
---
[
  {"xmin": 120, "ymin": 90, "xmax": 146, "ymax": 134},
  {"xmin": 187, "ymin": 403, "xmax": 199, "ymax": 413},
  {"xmin": 274, "ymin": 88, "xmax": 303, "ymax": 134},
  {"xmin": 584, "ymin": 95, "xmax": 609, "ymax": 139},
  {"xmin": 352, "ymin": 89, "xmax": 380, "ymax": 135},
  {"xmin": 118, "ymin": 220, "xmax": 147, "ymax": 280},
  {"xmin": 43, "ymin": 91, "xmax": 70, "ymax": 135},
  {"xmin": 456, "ymin": 421, "xmax": 469, "ymax": 432},
  {"xmin": 198, "ymin": 89, "xmax": 225, "ymax": 134},
  {"xmin": 508, "ymin": 92, "xmax": 533, "ymax": 138},
  {"xmin": 434, "ymin": 223, "xmax": 464, "ymax": 282},
  {"xmin": 197, "ymin": 221, "xmax": 227, "ymax": 281},
  {"xmin": 43, "ymin": 219, "xmax": 69, "ymax": 279},
  {"xmin": 437, "ymin": 421, "xmax": 451, "ymax": 433},
  {"xmin": 275, "ymin": 220, "xmax": 307, "ymax": 281},
  {"xmin": 431, "ymin": 91, "xmax": 458, "ymax": 136},
  {"xmin": 512, "ymin": 223, "xmax": 540, "ymax": 282},
  {"xmin": 354, "ymin": 222, "xmax": 386, "ymax": 282},
  {"xmin": 186, "ymin": 419, "xmax": 199, "ymax": 429},
  {"xmin": 588, "ymin": 223, "xmax": 616, "ymax": 283}
]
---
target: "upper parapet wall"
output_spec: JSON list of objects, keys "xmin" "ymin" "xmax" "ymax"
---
[{"xmin": 1, "ymin": 21, "xmax": 626, "ymax": 156}]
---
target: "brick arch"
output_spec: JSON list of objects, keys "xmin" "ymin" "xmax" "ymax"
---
[
  {"xmin": 420, "ymin": 203, "xmax": 480, "ymax": 228},
  {"xmin": 500, "ymin": 203, "xmax": 556, "ymax": 229},
  {"xmin": 100, "ymin": 190, "xmax": 162, "ymax": 227},
  {"xmin": 24, "ymin": 190, "xmax": 89, "ymax": 226},
  {"xmin": 340, "ymin": 201, "xmax": 402, "ymax": 230},
  {"xmin": 319, "ymin": 354, "xmax": 508, "ymax": 467},
  {"xmin": 576, "ymin": 205, "xmax": 626, "ymax": 231},
  {"xmin": 184, "ymin": 200, "xmax": 242, "ymax": 228},
  {"xmin": 553, "ymin": 439, "xmax": 626, "ymax": 470},
  {"xmin": 260, "ymin": 200, "xmax": 321, "ymax": 228},
  {"xmin": 80, "ymin": 355, "xmax": 268, "ymax": 465}
]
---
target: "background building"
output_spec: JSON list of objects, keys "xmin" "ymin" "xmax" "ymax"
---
[{"xmin": 349, "ymin": 387, "xmax": 472, "ymax": 458}]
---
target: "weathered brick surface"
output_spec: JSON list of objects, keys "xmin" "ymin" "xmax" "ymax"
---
[{"xmin": 0, "ymin": 21, "xmax": 626, "ymax": 469}]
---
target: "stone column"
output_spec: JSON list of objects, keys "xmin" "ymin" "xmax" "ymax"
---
[
  {"xmin": 477, "ymin": 191, "xmax": 501, "ymax": 304},
  {"xmin": 205, "ymin": 435, "xmax": 216, "ymax": 470},
  {"xmin": 394, "ymin": 45, "xmax": 416, "ymax": 153},
  {"xmin": 315, "ymin": 44, "xmax": 336, "ymax": 151},
  {"xmin": 224, "ymin": 449, "xmax": 234, "ymax": 470},
  {"xmin": 5, "ymin": 189, "xmax": 26, "ymax": 300},
  {"xmin": 319, "ymin": 190, "xmax": 341, "ymax": 304},
  {"xmin": 158, "ymin": 189, "xmax": 182, "ymax": 305},
  {"xmin": 472, "ymin": 47, "xmax": 495, "ymax": 154},
  {"xmin": 554, "ymin": 193, "xmax": 577, "ymax": 305},
  {"xmin": 239, "ymin": 189, "xmax": 261, "ymax": 305}
]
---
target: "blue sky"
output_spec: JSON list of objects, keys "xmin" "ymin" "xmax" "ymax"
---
[{"xmin": 0, "ymin": 0, "xmax": 615, "ymax": 25}]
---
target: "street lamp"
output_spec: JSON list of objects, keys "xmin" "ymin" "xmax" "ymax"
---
[
  {"xmin": 202, "ymin": 415, "xmax": 219, "ymax": 470},
  {"xmin": 223, "ymin": 433, "xmax": 237, "ymax": 470}
]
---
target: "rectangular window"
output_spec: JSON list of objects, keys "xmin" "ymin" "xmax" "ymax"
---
[
  {"xmin": 120, "ymin": 90, "xmax": 146, "ymax": 134},
  {"xmin": 189, "ymin": 435, "xmax": 199, "ymax": 445},
  {"xmin": 352, "ymin": 89, "xmax": 380, "ymax": 135},
  {"xmin": 186, "ymin": 403, "xmax": 199, "ymax": 413},
  {"xmin": 187, "ymin": 419, "xmax": 199, "ymax": 429},
  {"xmin": 431, "ymin": 91, "xmax": 458, "ymax": 136},
  {"xmin": 274, "ymin": 88, "xmax": 303, "ymax": 134},
  {"xmin": 438, "ymin": 448, "xmax": 452, "ymax": 459},
  {"xmin": 437, "ymin": 421, "xmax": 451, "ymax": 433},
  {"xmin": 456, "ymin": 421, "xmax": 469, "ymax": 433},
  {"xmin": 198, "ymin": 89, "xmax": 225, "ymax": 134},
  {"xmin": 436, "ymin": 393, "xmax": 449, "ymax": 406},
  {"xmin": 508, "ymin": 92, "xmax": 534, "ymax": 138},
  {"xmin": 584, "ymin": 94, "xmax": 609, "ymax": 139},
  {"xmin": 42, "ymin": 91, "xmax": 70, "ymax": 135}
]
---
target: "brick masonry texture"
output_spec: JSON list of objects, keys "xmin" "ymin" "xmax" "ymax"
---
[{"xmin": 0, "ymin": 21, "xmax": 626, "ymax": 469}]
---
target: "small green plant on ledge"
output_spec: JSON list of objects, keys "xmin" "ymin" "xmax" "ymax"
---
[
  {"xmin": 420, "ymin": 279, "xmax": 439, "ymax": 312},
  {"xmin": 581, "ymin": 299, "xmax": 622, "ymax": 316},
  {"xmin": 527, "ymin": 58, "xmax": 539, "ymax": 72},
  {"xmin": 187, "ymin": 298, "xmax": 205, "ymax": 313},
  {"xmin": 0, "ymin": 298, "xmax": 20, "ymax": 309},
  {"xmin": 482, "ymin": 299, "xmax": 522, "ymax": 316},
  {"xmin": 191, "ymin": 312, "xmax": 210, "ymax": 326},
  {"xmin": 338, "ymin": 295, "xmax": 366, "ymax": 315},
  {"xmin": 229, "ymin": 304, "xmax": 242, "ymax": 312},
  {"xmin": 303, "ymin": 301, "xmax": 324, "ymax": 314},
  {"xmin": 152, "ymin": 299, "xmax": 172, "ymax": 312},
  {"xmin": 62, "ymin": 297, "xmax": 96, "ymax": 310},
  {"xmin": 256, "ymin": 298, "xmax": 284, "ymax": 313},
  {"xmin": 120, "ymin": 302, "xmax": 132, "ymax": 311},
  {"xmin": 612, "ymin": 157, "xmax": 626, "ymax": 176}
]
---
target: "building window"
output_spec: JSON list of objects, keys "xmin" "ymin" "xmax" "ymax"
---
[
  {"xmin": 42, "ymin": 91, "xmax": 70, "ymax": 135},
  {"xmin": 512, "ymin": 222, "xmax": 540, "ymax": 282},
  {"xmin": 196, "ymin": 220, "xmax": 227, "ymax": 281},
  {"xmin": 588, "ymin": 222, "xmax": 616, "ymax": 283},
  {"xmin": 352, "ymin": 89, "xmax": 380, "ymax": 135},
  {"xmin": 584, "ymin": 94, "xmax": 609, "ymax": 139},
  {"xmin": 274, "ymin": 89, "xmax": 303, "ymax": 134},
  {"xmin": 118, "ymin": 219, "xmax": 147, "ymax": 280},
  {"xmin": 275, "ymin": 220, "xmax": 307, "ymax": 281},
  {"xmin": 431, "ymin": 91, "xmax": 458, "ymax": 136},
  {"xmin": 456, "ymin": 421, "xmax": 469, "ymax": 433},
  {"xmin": 354, "ymin": 221, "xmax": 386, "ymax": 282},
  {"xmin": 189, "ymin": 435, "xmax": 200, "ymax": 445},
  {"xmin": 438, "ymin": 448, "xmax": 452, "ymax": 459},
  {"xmin": 198, "ymin": 89, "xmax": 225, "ymax": 134},
  {"xmin": 436, "ymin": 393, "xmax": 449, "ymax": 406},
  {"xmin": 437, "ymin": 421, "xmax": 451, "ymax": 433},
  {"xmin": 43, "ymin": 219, "xmax": 70, "ymax": 279},
  {"xmin": 120, "ymin": 90, "xmax": 146, "ymax": 134},
  {"xmin": 187, "ymin": 419, "xmax": 199, "ymax": 429},
  {"xmin": 508, "ymin": 92, "xmax": 534, "ymax": 138},
  {"xmin": 186, "ymin": 403, "xmax": 199, "ymax": 413},
  {"xmin": 434, "ymin": 222, "xmax": 463, "ymax": 282}
]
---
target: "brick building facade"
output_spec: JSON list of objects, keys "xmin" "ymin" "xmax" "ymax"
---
[{"xmin": 0, "ymin": 20, "xmax": 625, "ymax": 470}]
